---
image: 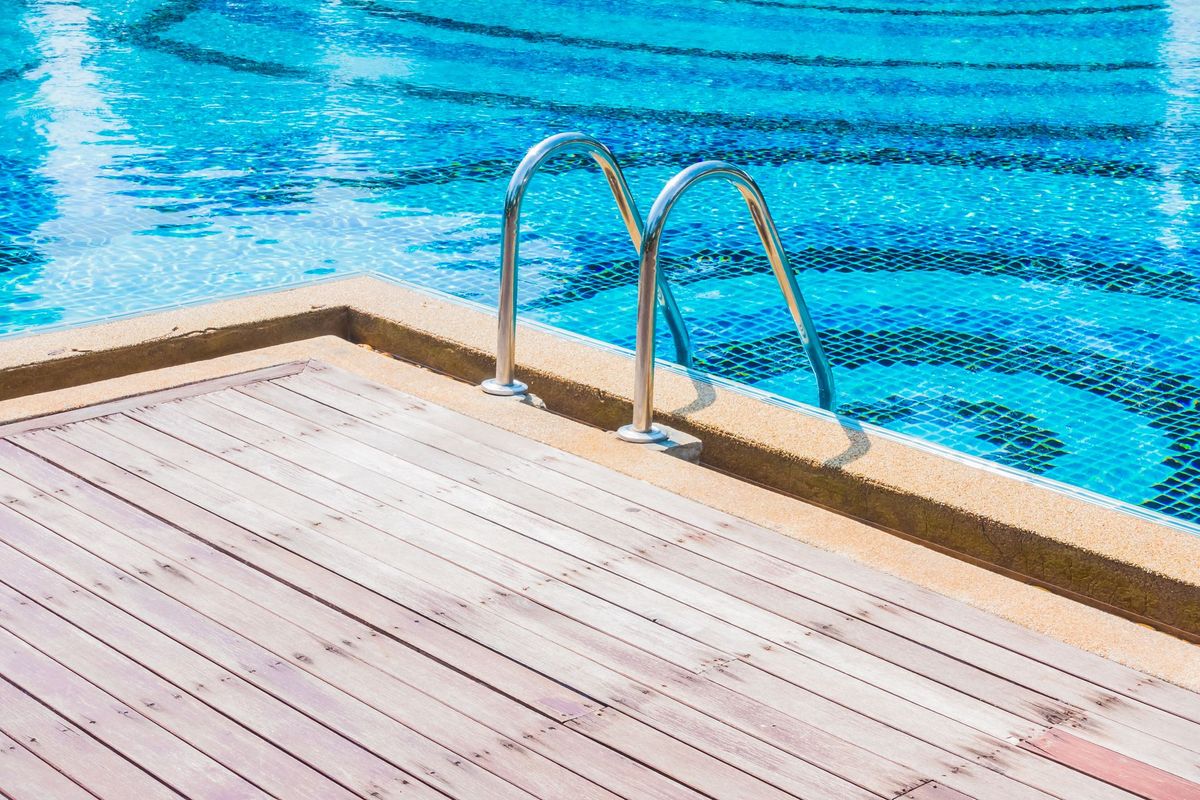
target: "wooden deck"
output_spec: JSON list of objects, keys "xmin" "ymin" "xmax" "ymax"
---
[{"xmin": 1, "ymin": 361, "xmax": 1198, "ymax": 800}]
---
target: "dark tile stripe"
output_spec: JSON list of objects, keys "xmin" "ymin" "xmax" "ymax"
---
[
  {"xmin": 700, "ymin": 322, "xmax": 1200, "ymax": 519},
  {"xmin": 329, "ymin": 142, "xmax": 1197, "ymax": 195},
  {"xmin": 127, "ymin": 21, "xmax": 1167, "ymax": 144},
  {"xmin": 521, "ymin": 241, "xmax": 1200, "ymax": 310},
  {"xmin": 731, "ymin": 0, "xmax": 1164, "ymax": 17},
  {"xmin": 344, "ymin": 0, "xmax": 1160, "ymax": 72},
  {"xmin": 840, "ymin": 395, "xmax": 1068, "ymax": 474},
  {"xmin": 0, "ymin": 61, "xmax": 40, "ymax": 83}
]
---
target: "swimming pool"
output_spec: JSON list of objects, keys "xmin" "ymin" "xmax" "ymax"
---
[{"xmin": 2, "ymin": 0, "xmax": 1198, "ymax": 525}]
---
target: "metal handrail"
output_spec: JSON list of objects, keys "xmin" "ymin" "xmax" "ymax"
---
[
  {"xmin": 617, "ymin": 161, "xmax": 837, "ymax": 443},
  {"xmin": 481, "ymin": 132, "xmax": 693, "ymax": 397}
]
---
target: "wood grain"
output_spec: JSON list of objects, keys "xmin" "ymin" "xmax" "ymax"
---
[{"xmin": 1, "ymin": 362, "xmax": 1195, "ymax": 800}]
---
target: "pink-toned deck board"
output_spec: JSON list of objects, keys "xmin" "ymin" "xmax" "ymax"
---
[{"xmin": 0, "ymin": 360, "xmax": 1197, "ymax": 800}]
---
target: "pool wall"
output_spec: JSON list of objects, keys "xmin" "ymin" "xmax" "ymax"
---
[{"xmin": 0, "ymin": 274, "xmax": 1197, "ymax": 638}]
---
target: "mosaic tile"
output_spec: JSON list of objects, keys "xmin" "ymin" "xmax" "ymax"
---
[{"xmin": 0, "ymin": 0, "xmax": 1197, "ymax": 527}]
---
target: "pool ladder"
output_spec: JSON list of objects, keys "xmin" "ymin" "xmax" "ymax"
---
[{"xmin": 481, "ymin": 132, "xmax": 836, "ymax": 444}]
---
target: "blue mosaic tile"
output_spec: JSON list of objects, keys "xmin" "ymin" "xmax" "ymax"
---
[{"xmin": 0, "ymin": 0, "xmax": 1197, "ymax": 526}]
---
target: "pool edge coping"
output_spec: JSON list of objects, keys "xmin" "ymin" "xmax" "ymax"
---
[{"xmin": 0, "ymin": 274, "xmax": 1197, "ymax": 639}]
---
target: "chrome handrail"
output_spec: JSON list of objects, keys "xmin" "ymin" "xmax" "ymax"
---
[
  {"xmin": 617, "ymin": 161, "xmax": 837, "ymax": 443},
  {"xmin": 481, "ymin": 132, "xmax": 693, "ymax": 397}
]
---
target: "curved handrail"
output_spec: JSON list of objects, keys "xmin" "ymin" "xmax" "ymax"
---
[
  {"xmin": 481, "ymin": 132, "xmax": 693, "ymax": 397},
  {"xmin": 617, "ymin": 161, "xmax": 837, "ymax": 443}
]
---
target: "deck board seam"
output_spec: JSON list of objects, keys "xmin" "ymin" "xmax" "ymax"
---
[
  {"xmin": 1, "ymin": 364, "xmax": 1195, "ymax": 800},
  {"xmin": 0, "ymin": 660, "xmax": 228, "ymax": 800},
  {"xmin": 275, "ymin": 370, "xmax": 1200, "ymax": 756},
  {"xmin": 246, "ymin": 380, "xmax": 1114, "ymax": 734},
  {"xmin": 0, "ymin": 492, "xmax": 651, "ymax": 800},
  {"xmin": 299, "ymin": 363, "xmax": 1200, "ymax": 726},
  {"xmin": 0, "ymin": 614, "xmax": 292, "ymax": 800},
  {"xmin": 0, "ymin": 569, "xmax": 397, "ymax": 800},
  {"xmin": 0, "ymin": 493, "xmax": 533, "ymax": 800},
  {"xmin": 0, "ymin": 439, "xmax": 724, "ymax": 800},
  {"xmin": 0, "ymin": 730, "xmax": 103, "ymax": 800},
  {"xmin": 68, "ymin": 412, "xmax": 1070, "ymax": 800},
  {"xmin": 150, "ymin": 383, "xmax": 1180, "ymax": 791},
  {"xmin": 42, "ymin": 416, "xmax": 903, "ymax": 799},
  {"xmin": 7, "ymin": 433, "xmax": 619, "ymax": 723},
  {"xmin": 0, "ymin": 361, "xmax": 312, "ymax": 440}
]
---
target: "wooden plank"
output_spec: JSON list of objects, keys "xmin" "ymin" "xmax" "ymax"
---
[
  {"xmin": 258, "ymin": 376, "xmax": 1185, "ymax": 796},
  {"xmin": 0, "ymin": 476, "xmax": 624, "ymax": 800},
  {"xmin": 0, "ymin": 730, "xmax": 97, "ymax": 800},
  {"xmin": 0, "ymin": 440, "xmax": 757, "ymax": 800},
  {"xmin": 177, "ymin": 392, "xmax": 1089, "ymax": 800},
  {"xmin": 0, "ymin": 501, "xmax": 539, "ymax": 800},
  {"xmin": 1021, "ymin": 730, "xmax": 1200, "ymax": 800},
  {"xmin": 708, "ymin": 660, "xmax": 1141, "ymax": 800},
  {"xmin": 230, "ymin": 384, "xmax": 1057, "ymax": 736},
  {"xmin": 89, "ymin": 409, "xmax": 1141, "ymax": 800},
  {"xmin": 271, "ymin": 375, "xmax": 1072, "ymax": 695},
  {"xmin": 154, "ymin": 391, "xmax": 1165, "ymax": 797},
  {"xmin": 0, "ymin": 438, "xmax": 601, "ymax": 720},
  {"xmin": 0, "ymin": 361, "xmax": 309, "ymax": 439},
  {"xmin": 237, "ymin": 381, "xmax": 1036, "ymax": 733},
  {"xmin": 0, "ymin": 541, "xmax": 438, "ymax": 800},
  {"xmin": 299, "ymin": 362, "xmax": 1200, "ymax": 727},
  {"xmin": 0, "ymin": 475, "xmax": 577, "ymax": 800},
  {"xmin": 149, "ymin": 396, "xmax": 729, "ymax": 673},
  {"xmin": 1, "ymin": 366, "xmax": 1187, "ymax": 800},
  {"xmin": 0, "ymin": 581, "xmax": 363, "ymax": 800},
  {"xmin": 0, "ymin": 630, "xmax": 271, "ymax": 799},
  {"xmin": 899, "ymin": 783, "xmax": 977, "ymax": 799},
  {"xmin": 0, "ymin": 464, "xmax": 703, "ymax": 800},
  {"xmin": 0, "ymin": 677, "xmax": 176, "ymax": 800},
  {"xmin": 563, "ymin": 707, "xmax": 813, "ymax": 800},
  {"xmin": 26, "ymin": 424, "xmax": 885, "ymax": 800},
  {"xmin": 281, "ymin": 369, "xmax": 1200, "ymax": 754},
  {"xmin": 96, "ymin": 409, "xmax": 932, "ymax": 799}
]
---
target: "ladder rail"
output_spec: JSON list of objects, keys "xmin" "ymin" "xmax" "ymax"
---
[
  {"xmin": 482, "ymin": 132, "xmax": 693, "ymax": 397},
  {"xmin": 618, "ymin": 160, "xmax": 837, "ymax": 443}
]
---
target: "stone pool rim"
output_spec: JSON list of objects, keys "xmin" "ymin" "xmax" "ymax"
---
[{"xmin": 0, "ymin": 274, "xmax": 1196, "ymax": 639}]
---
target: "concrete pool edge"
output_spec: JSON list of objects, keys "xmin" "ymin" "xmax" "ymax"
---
[{"xmin": 0, "ymin": 275, "xmax": 1197, "ymax": 640}]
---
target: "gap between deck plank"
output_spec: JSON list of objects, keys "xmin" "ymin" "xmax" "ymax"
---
[
  {"xmin": 0, "ymin": 676, "xmax": 179, "ymax": 800},
  {"xmin": 0, "ymin": 487, "xmax": 543, "ymax": 800},
  {"xmin": 0, "ymin": 581, "xmax": 361, "ymax": 800},
  {"xmin": 0, "ymin": 436, "xmax": 789, "ymax": 800},
  {"xmin": 3, "ymin": 363, "xmax": 1193, "ymax": 800},
  {"xmin": 0, "ymin": 445, "xmax": 707, "ymax": 800},
  {"xmin": 0, "ymin": 361, "xmax": 310, "ymax": 440},
  {"xmin": 0, "ymin": 538, "xmax": 434, "ymax": 800},
  {"xmin": 0, "ymin": 629, "xmax": 270, "ymax": 799},
  {"xmin": 302, "ymin": 362, "xmax": 1200, "ymax": 727},
  {"xmin": 167, "ymin": 388, "xmax": 1136, "ymax": 800},
  {"xmin": 265, "ymin": 372, "xmax": 1200, "ymax": 777},
  {"xmin": 72, "ymin": 403, "xmax": 1135, "ymax": 800},
  {"xmin": 103, "ymin": 407, "xmax": 939, "ymax": 799},
  {"xmin": 0, "ymin": 728, "xmax": 98, "ymax": 800},
  {"xmin": 24, "ymin": 420, "xmax": 887, "ymax": 800}
]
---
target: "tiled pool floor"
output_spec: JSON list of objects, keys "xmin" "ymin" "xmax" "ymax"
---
[{"xmin": 1, "ymin": 0, "xmax": 1197, "ymax": 524}]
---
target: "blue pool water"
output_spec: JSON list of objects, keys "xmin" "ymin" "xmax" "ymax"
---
[{"xmin": 1, "ymin": 0, "xmax": 1198, "ymax": 524}]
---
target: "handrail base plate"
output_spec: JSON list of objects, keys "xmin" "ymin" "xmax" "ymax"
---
[
  {"xmin": 616, "ymin": 423, "xmax": 670, "ymax": 444},
  {"xmin": 481, "ymin": 378, "xmax": 529, "ymax": 397}
]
